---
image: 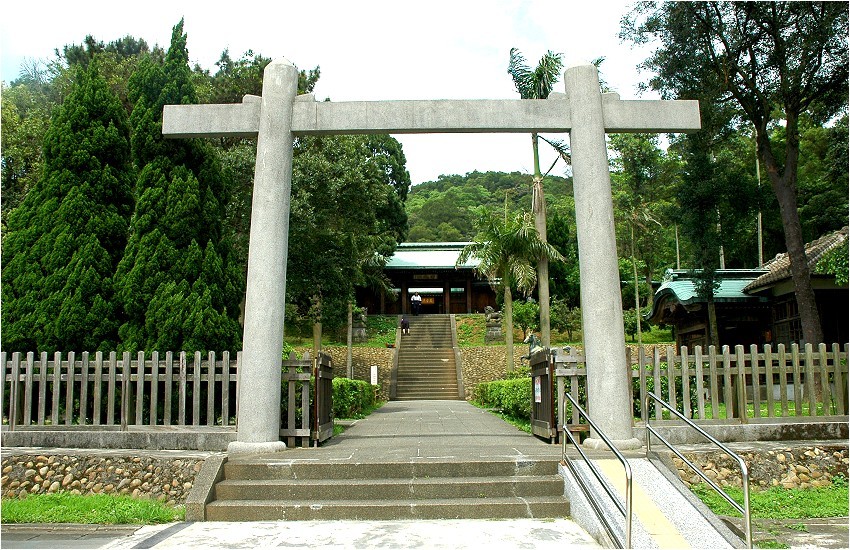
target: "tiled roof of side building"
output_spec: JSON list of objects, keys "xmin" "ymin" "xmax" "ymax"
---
[{"xmin": 743, "ymin": 226, "xmax": 849, "ymax": 293}]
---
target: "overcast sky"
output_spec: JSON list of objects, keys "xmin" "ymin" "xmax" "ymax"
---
[{"xmin": 1, "ymin": 0, "xmax": 659, "ymax": 185}]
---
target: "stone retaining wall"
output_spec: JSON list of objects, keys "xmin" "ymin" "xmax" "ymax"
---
[
  {"xmin": 667, "ymin": 444, "xmax": 849, "ymax": 490},
  {"xmin": 296, "ymin": 346, "xmax": 393, "ymax": 402},
  {"xmin": 459, "ymin": 347, "xmax": 525, "ymax": 400},
  {"xmin": 3, "ymin": 443, "xmax": 846, "ymax": 507},
  {"xmin": 1, "ymin": 453, "xmax": 203, "ymax": 506}
]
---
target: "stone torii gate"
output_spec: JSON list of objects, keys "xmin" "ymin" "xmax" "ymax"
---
[{"xmin": 163, "ymin": 59, "xmax": 700, "ymax": 454}]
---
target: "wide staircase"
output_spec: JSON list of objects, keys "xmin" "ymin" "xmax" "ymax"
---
[
  {"xmin": 206, "ymin": 456, "xmax": 569, "ymax": 521},
  {"xmin": 394, "ymin": 314, "xmax": 461, "ymax": 400}
]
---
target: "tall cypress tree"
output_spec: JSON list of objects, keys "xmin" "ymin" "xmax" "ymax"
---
[
  {"xmin": 115, "ymin": 20, "xmax": 242, "ymax": 353},
  {"xmin": 1, "ymin": 61, "xmax": 134, "ymax": 352}
]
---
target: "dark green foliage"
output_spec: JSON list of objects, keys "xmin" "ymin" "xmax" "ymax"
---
[
  {"xmin": 550, "ymin": 299, "xmax": 581, "ymax": 341},
  {"xmin": 512, "ymin": 299, "xmax": 539, "ymax": 338},
  {"xmin": 1, "ymin": 61, "xmax": 134, "ymax": 352},
  {"xmin": 405, "ymin": 171, "xmax": 573, "ymax": 242},
  {"xmin": 286, "ymin": 134, "xmax": 409, "ymax": 331},
  {"xmin": 794, "ymin": 115, "xmax": 849, "ymax": 244},
  {"xmin": 546, "ymin": 210, "xmax": 580, "ymax": 308},
  {"xmin": 623, "ymin": 1, "xmax": 849, "ymax": 344},
  {"xmin": 114, "ymin": 20, "xmax": 242, "ymax": 353},
  {"xmin": 473, "ymin": 377, "xmax": 532, "ymax": 419},
  {"xmin": 331, "ymin": 378, "xmax": 377, "ymax": 419},
  {"xmin": 623, "ymin": 308, "xmax": 651, "ymax": 342},
  {"xmin": 814, "ymin": 243, "xmax": 849, "ymax": 286},
  {"xmin": 631, "ymin": 363, "xmax": 699, "ymax": 419}
]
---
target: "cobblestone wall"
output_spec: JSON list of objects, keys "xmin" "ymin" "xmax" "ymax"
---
[
  {"xmin": 459, "ymin": 347, "xmax": 526, "ymax": 400},
  {"xmin": 1, "ymin": 454, "xmax": 203, "ymax": 506},
  {"xmin": 296, "ymin": 346, "xmax": 394, "ymax": 402},
  {"xmin": 669, "ymin": 444, "xmax": 849, "ymax": 490}
]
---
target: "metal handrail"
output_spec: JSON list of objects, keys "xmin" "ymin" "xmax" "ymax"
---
[
  {"xmin": 562, "ymin": 392, "xmax": 632, "ymax": 549},
  {"xmin": 645, "ymin": 391, "xmax": 752, "ymax": 548}
]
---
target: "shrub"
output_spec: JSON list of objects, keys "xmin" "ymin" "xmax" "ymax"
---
[
  {"xmin": 631, "ymin": 362, "xmax": 699, "ymax": 418},
  {"xmin": 473, "ymin": 377, "xmax": 532, "ymax": 418},
  {"xmin": 332, "ymin": 377, "xmax": 377, "ymax": 419}
]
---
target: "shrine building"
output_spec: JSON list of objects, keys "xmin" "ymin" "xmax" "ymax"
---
[{"xmin": 356, "ymin": 242, "xmax": 498, "ymax": 315}]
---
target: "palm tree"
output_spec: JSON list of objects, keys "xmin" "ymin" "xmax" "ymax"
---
[
  {"xmin": 507, "ymin": 48, "xmax": 568, "ymax": 348},
  {"xmin": 457, "ymin": 207, "xmax": 564, "ymax": 372}
]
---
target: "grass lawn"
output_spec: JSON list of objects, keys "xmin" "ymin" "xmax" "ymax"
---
[
  {"xmin": 691, "ymin": 479, "xmax": 849, "ymax": 519},
  {"xmin": 691, "ymin": 478, "xmax": 849, "ymax": 549},
  {"xmin": 1, "ymin": 493, "xmax": 184, "ymax": 524}
]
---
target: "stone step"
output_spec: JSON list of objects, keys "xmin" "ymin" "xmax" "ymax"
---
[
  {"xmin": 224, "ymin": 459, "xmax": 560, "ymax": 480},
  {"xmin": 395, "ymin": 374, "xmax": 458, "ymax": 382},
  {"xmin": 214, "ymin": 475, "xmax": 564, "ymax": 501},
  {"xmin": 205, "ymin": 495, "xmax": 570, "ymax": 521},
  {"xmin": 396, "ymin": 365, "xmax": 456, "ymax": 371}
]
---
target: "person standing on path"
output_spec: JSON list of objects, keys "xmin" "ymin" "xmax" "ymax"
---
[{"xmin": 411, "ymin": 292, "xmax": 421, "ymax": 316}]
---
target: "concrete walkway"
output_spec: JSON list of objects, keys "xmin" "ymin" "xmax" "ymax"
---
[{"xmin": 1, "ymin": 401, "xmax": 599, "ymax": 549}]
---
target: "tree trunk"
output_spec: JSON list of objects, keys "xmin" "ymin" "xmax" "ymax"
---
[
  {"xmin": 313, "ymin": 321, "xmax": 322, "ymax": 359},
  {"xmin": 346, "ymin": 302, "xmax": 353, "ymax": 378},
  {"xmin": 707, "ymin": 298, "xmax": 720, "ymax": 348},
  {"xmin": 531, "ymin": 133, "xmax": 551, "ymax": 347},
  {"xmin": 632, "ymin": 224, "xmax": 643, "ymax": 348},
  {"xmin": 504, "ymin": 283, "xmax": 514, "ymax": 373},
  {"xmin": 757, "ymin": 122, "xmax": 824, "ymax": 344}
]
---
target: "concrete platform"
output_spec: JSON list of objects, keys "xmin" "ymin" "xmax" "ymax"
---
[{"xmin": 232, "ymin": 399, "xmax": 565, "ymax": 463}]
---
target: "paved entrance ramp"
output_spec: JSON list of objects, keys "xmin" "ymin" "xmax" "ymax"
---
[
  {"xmin": 563, "ymin": 453, "xmax": 743, "ymax": 548},
  {"xmin": 205, "ymin": 400, "xmax": 569, "ymax": 521}
]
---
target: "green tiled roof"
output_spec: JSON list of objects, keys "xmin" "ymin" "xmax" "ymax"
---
[
  {"xmin": 386, "ymin": 242, "xmax": 478, "ymax": 270},
  {"xmin": 647, "ymin": 269, "xmax": 769, "ymax": 323}
]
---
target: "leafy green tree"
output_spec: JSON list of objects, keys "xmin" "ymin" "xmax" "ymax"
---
[
  {"xmin": 512, "ymin": 299, "xmax": 540, "ymax": 339},
  {"xmin": 458, "ymin": 207, "xmax": 564, "ymax": 371},
  {"xmin": 114, "ymin": 20, "xmax": 243, "ymax": 353},
  {"xmin": 551, "ymin": 299, "xmax": 582, "ymax": 342},
  {"xmin": 507, "ymin": 48, "xmax": 568, "ymax": 347},
  {"xmin": 1, "ymin": 61, "xmax": 134, "ymax": 351},
  {"xmin": 0, "ymin": 82, "xmax": 51, "ymax": 234},
  {"xmin": 546, "ymin": 208, "xmax": 580, "ymax": 308},
  {"xmin": 790, "ymin": 114, "xmax": 849, "ymax": 244},
  {"xmin": 623, "ymin": 308, "xmax": 651, "ymax": 342},
  {"xmin": 623, "ymin": 1, "xmax": 849, "ymax": 344},
  {"xmin": 286, "ymin": 134, "xmax": 410, "ymax": 336}
]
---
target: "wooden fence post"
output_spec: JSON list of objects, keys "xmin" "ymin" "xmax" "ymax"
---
[
  {"xmin": 164, "ymin": 351, "xmax": 173, "ymax": 426},
  {"xmin": 23, "ymin": 352, "xmax": 34, "ymax": 426},
  {"xmin": 150, "ymin": 351, "xmax": 159, "ymax": 426},
  {"xmin": 136, "ymin": 351, "xmax": 145, "ymax": 425},
  {"xmin": 80, "ymin": 352, "xmax": 90, "ymax": 426},
  {"xmin": 207, "ymin": 351, "xmax": 216, "ymax": 426},
  {"xmin": 65, "ymin": 351, "xmax": 76, "ymax": 426},
  {"xmin": 9, "ymin": 352, "xmax": 21, "ymax": 431},
  {"xmin": 121, "ymin": 352, "xmax": 130, "ymax": 430},
  {"xmin": 51, "ymin": 351, "xmax": 61, "ymax": 426},
  {"xmin": 221, "ymin": 351, "xmax": 230, "ymax": 427},
  {"xmin": 735, "ymin": 345, "xmax": 748, "ymax": 424}
]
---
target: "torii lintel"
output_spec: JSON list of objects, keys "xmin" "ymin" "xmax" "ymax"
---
[{"xmin": 162, "ymin": 92, "xmax": 700, "ymax": 138}]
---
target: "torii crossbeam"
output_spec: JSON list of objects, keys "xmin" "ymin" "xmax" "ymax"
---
[{"xmin": 163, "ymin": 60, "xmax": 700, "ymax": 454}]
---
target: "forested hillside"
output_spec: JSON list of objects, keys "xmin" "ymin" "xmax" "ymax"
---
[{"xmin": 405, "ymin": 171, "xmax": 572, "ymax": 242}]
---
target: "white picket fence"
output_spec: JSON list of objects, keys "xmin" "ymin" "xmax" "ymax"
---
[
  {"xmin": 1, "ymin": 351, "xmax": 239, "ymax": 430},
  {"xmin": 556, "ymin": 343, "xmax": 849, "ymax": 430}
]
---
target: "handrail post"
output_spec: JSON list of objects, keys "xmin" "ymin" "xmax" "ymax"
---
[{"xmin": 562, "ymin": 392, "xmax": 633, "ymax": 548}]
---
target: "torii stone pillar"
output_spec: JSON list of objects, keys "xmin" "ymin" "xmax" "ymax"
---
[
  {"xmin": 162, "ymin": 59, "xmax": 700, "ymax": 455},
  {"xmin": 566, "ymin": 65, "xmax": 637, "ymax": 448}
]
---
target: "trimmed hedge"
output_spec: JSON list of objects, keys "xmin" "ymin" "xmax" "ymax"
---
[
  {"xmin": 332, "ymin": 377, "xmax": 377, "ymax": 419},
  {"xmin": 473, "ymin": 377, "xmax": 531, "ymax": 418}
]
